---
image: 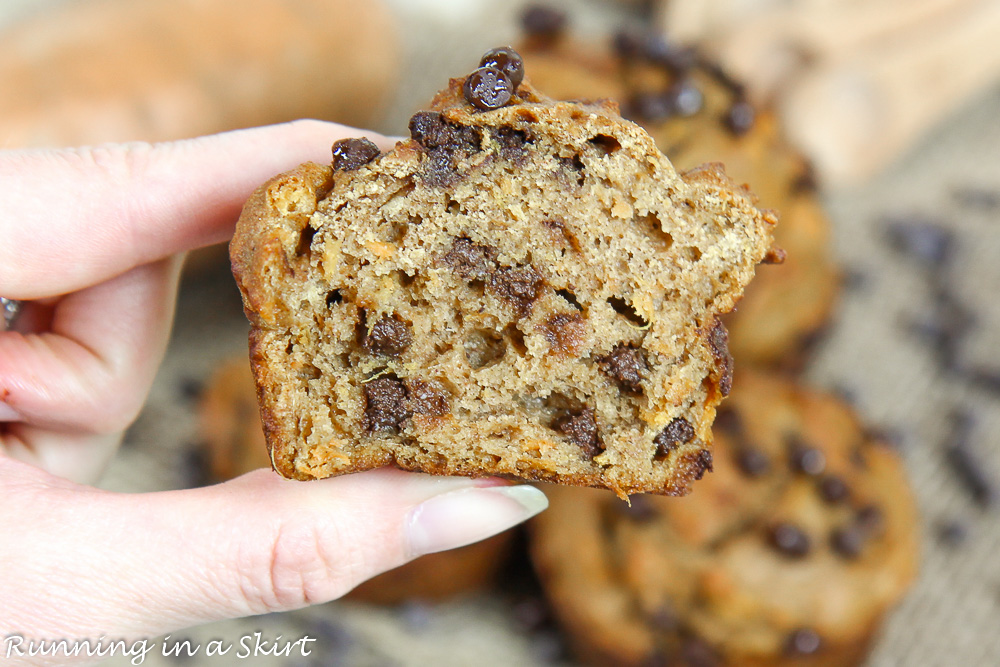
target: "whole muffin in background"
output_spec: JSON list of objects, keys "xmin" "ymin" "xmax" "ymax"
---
[
  {"xmin": 521, "ymin": 21, "xmax": 839, "ymax": 369},
  {"xmin": 530, "ymin": 369, "xmax": 919, "ymax": 667}
]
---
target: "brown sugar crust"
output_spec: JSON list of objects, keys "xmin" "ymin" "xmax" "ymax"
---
[
  {"xmin": 522, "ymin": 35, "xmax": 839, "ymax": 368},
  {"xmin": 530, "ymin": 370, "xmax": 919, "ymax": 666},
  {"xmin": 231, "ymin": 74, "xmax": 776, "ymax": 498},
  {"xmin": 197, "ymin": 356, "xmax": 513, "ymax": 604}
]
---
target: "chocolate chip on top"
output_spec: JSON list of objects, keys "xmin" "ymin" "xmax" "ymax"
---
[
  {"xmin": 480, "ymin": 47, "xmax": 525, "ymax": 89},
  {"xmin": 331, "ymin": 137, "xmax": 380, "ymax": 172},
  {"xmin": 769, "ymin": 522, "xmax": 811, "ymax": 558},
  {"xmin": 464, "ymin": 66, "xmax": 514, "ymax": 111}
]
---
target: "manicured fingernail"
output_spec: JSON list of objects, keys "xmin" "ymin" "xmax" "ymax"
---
[
  {"xmin": 0, "ymin": 402, "xmax": 20, "ymax": 421},
  {"xmin": 406, "ymin": 484, "xmax": 548, "ymax": 557}
]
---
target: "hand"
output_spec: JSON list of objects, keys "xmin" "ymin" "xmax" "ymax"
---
[{"xmin": 0, "ymin": 121, "xmax": 548, "ymax": 665}]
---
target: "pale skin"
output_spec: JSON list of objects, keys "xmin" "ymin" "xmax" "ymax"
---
[{"xmin": 0, "ymin": 120, "xmax": 547, "ymax": 666}]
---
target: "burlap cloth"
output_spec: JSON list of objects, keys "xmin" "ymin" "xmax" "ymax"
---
[{"xmin": 3, "ymin": 0, "xmax": 999, "ymax": 665}]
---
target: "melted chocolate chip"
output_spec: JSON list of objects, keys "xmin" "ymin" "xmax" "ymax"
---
[
  {"xmin": 707, "ymin": 319, "xmax": 734, "ymax": 396},
  {"xmin": 495, "ymin": 126, "xmax": 531, "ymax": 162},
  {"xmin": 769, "ymin": 522, "xmax": 811, "ymax": 558},
  {"xmin": 464, "ymin": 67, "xmax": 514, "ymax": 111},
  {"xmin": 691, "ymin": 449, "xmax": 714, "ymax": 480},
  {"xmin": 442, "ymin": 237, "xmax": 498, "ymax": 282},
  {"xmin": 405, "ymin": 378, "xmax": 451, "ymax": 417},
  {"xmin": 362, "ymin": 313, "xmax": 412, "ymax": 357},
  {"xmin": 598, "ymin": 344, "xmax": 648, "ymax": 392},
  {"xmin": 818, "ymin": 475, "xmax": 850, "ymax": 504},
  {"xmin": 654, "ymin": 417, "xmax": 696, "ymax": 457},
  {"xmin": 788, "ymin": 437, "xmax": 827, "ymax": 476},
  {"xmin": 723, "ymin": 99, "xmax": 755, "ymax": 136},
  {"xmin": 363, "ymin": 376, "xmax": 410, "ymax": 433},
  {"xmin": 480, "ymin": 47, "xmax": 525, "ymax": 89},
  {"xmin": 331, "ymin": 138, "xmax": 380, "ymax": 171},
  {"xmin": 540, "ymin": 313, "xmax": 586, "ymax": 356},
  {"xmin": 409, "ymin": 111, "xmax": 480, "ymax": 151},
  {"xmin": 830, "ymin": 525, "xmax": 866, "ymax": 559},
  {"xmin": 785, "ymin": 628, "xmax": 822, "ymax": 655},
  {"xmin": 735, "ymin": 447, "xmax": 770, "ymax": 477},
  {"xmin": 520, "ymin": 5, "xmax": 567, "ymax": 39},
  {"xmin": 554, "ymin": 407, "xmax": 602, "ymax": 459},
  {"xmin": 488, "ymin": 265, "xmax": 545, "ymax": 317}
]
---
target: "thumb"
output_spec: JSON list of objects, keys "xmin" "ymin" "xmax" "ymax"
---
[{"xmin": 0, "ymin": 461, "xmax": 547, "ymax": 651}]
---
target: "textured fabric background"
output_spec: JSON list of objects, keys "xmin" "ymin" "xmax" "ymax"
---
[{"xmin": 3, "ymin": 0, "xmax": 999, "ymax": 665}]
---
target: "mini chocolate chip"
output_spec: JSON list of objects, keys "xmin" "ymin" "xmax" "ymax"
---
[
  {"xmin": 692, "ymin": 449, "xmax": 714, "ymax": 480},
  {"xmin": 405, "ymin": 378, "xmax": 451, "ymax": 417},
  {"xmin": 668, "ymin": 78, "xmax": 703, "ymax": 116},
  {"xmin": 554, "ymin": 407, "xmax": 602, "ymax": 459},
  {"xmin": 488, "ymin": 265, "xmax": 545, "ymax": 317},
  {"xmin": 654, "ymin": 417, "xmax": 696, "ymax": 457},
  {"xmin": 598, "ymin": 344, "xmax": 648, "ymax": 392},
  {"xmin": 520, "ymin": 5, "xmax": 567, "ymax": 39},
  {"xmin": 723, "ymin": 99, "xmax": 755, "ymax": 136},
  {"xmin": 735, "ymin": 447, "xmax": 770, "ymax": 477},
  {"xmin": 442, "ymin": 237, "xmax": 498, "ymax": 282},
  {"xmin": 830, "ymin": 525, "xmax": 866, "ymax": 559},
  {"xmin": 480, "ymin": 47, "xmax": 525, "ymax": 89},
  {"xmin": 769, "ymin": 522, "xmax": 811, "ymax": 558},
  {"xmin": 464, "ymin": 67, "xmax": 514, "ymax": 111},
  {"xmin": 707, "ymin": 318, "xmax": 734, "ymax": 396},
  {"xmin": 785, "ymin": 628, "xmax": 822, "ymax": 655},
  {"xmin": 363, "ymin": 376, "xmax": 410, "ymax": 433},
  {"xmin": 362, "ymin": 313, "xmax": 412, "ymax": 357},
  {"xmin": 856, "ymin": 505, "xmax": 885, "ymax": 535},
  {"xmin": 818, "ymin": 475, "xmax": 850, "ymax": 504},
  {"xmin": 331, "ymin": 138, "xmax": 380, "ymax": 171},
  {"xmin": 788, "ymin": 437, "xmax": 827, "ymax": 476}
]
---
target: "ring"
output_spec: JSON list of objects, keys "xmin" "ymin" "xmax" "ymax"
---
[{"xmin": 1, "ymin": 298, "xmax": 22, "ymax": 332}]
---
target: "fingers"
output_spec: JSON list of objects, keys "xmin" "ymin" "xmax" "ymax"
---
[
  {"xmin": 0, "ymin": 462, "xmax": 547, "ymax": 651},
  {"xmin": 0, "ymin": 120, "xmax": 394, "ymax": 299},
  {"xmin": 0, "ymin": 257, "xmax": 182, "ymax": 482}
]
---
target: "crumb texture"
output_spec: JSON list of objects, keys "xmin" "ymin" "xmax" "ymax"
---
[{"xmin": 231, "ymin": 77, "xmax": 775, "ymax": 496}]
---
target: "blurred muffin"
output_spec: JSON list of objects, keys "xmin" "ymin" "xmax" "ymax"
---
[
  {"xmin": 530, "ymin": 369, "xmax": 919, "ymax": 666},
  {"xmin": 520, "ymin": 23, "xmax": 839, "ymax": 368},
  {"xmin": 198, "ymin": 357, "xmax": 512, "ymax": 604}
]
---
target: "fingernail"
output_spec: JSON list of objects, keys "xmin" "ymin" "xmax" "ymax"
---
[
  {"xmin": 407, "ymin": 484, "xmax": 548, "ymax": 557},
  {"xmin": 0, "ymin": 402, "xmax": 20, "ymax": 421}
]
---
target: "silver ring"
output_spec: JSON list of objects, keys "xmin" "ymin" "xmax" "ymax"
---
[{"xmin": 1, "ymin": 298, "xmax": 22, "ymax": 332}]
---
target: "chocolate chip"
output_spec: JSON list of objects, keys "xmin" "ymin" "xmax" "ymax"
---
[
  {"xmin": 464, "ymin": 67, "xmax": 514, "ymax": 111},
  {"xmin": 626, "ymin": 91, "xmax": 674, "ymax": 123},
  {"xmin": 944, "ymin": 410, "xmax": 996, "ymax": 507},
  {"xmin": 488, "ymin": 265, "xmax": 545, "ymax": 317},
  {"xmin": 785, "ymin": 628, "xmax": 822, "ymax": 655},
  {"xmin": 495, "ymin": 126, "xmax": 531, "ymax": 162},
  {"xmin": 540, "ymin": 313, "xmax": 586, "ymax": 356},
  {"xmin": 642, "ymin": 35, "xmax": 696, "ymax": 73},
  {"xmin": 362, "ymin": 313, "xmax": 412, "ymax": 357},
  {"xmin": 363, "ymin": 376, "xmax": 410, "ymax": 433},
  {"xmin": 856, "ymin": 505, "xmax": 885, "ymax": 535},
  {"xmin": 884, "ymin": 216, "xmax": 955, "ymax": 268},
  {"xmin": 936, "ymin": 518, "xmax": 970, "ymax": 548},
  {"xmin": 598, "ymin": 344, "xmax": 648, "ymax": 392},
  {"xmin": 691, "ymin": 449, "xmax": 714, "ymax": 480},
  {"xmin": 405, "ymin": 378, "xmax": 451, "ymax": 417},
  {"xmin": 331, "ymin": 138, "xmax": 380, "ymax": 172},
  {"xmin": 830, "ymin": 525, "xmax": 866, "ymax": 559},
  {"xmin": 554, "ymin": 407, "xmax": 602, "ymax": 459},
  {"xmin": 480, "ymin": 47, "xmax": 525, "ymax": 89},
  {"xmin": 723, "ymin": 99, "xmax": 755, "ymax": 136},
  {"xmin": 735, "ymin": 447, "xmax": 770, "ymax": 477},
  {"xmin": 713, "ymin": 406, "xmax": 743, "ymax": 435},
  {"xmin": 611, "ymin": 29, "xmax": 644, "ymax": 60},
  {"xmin": 442, "ymin": 237, "xmax": 498, "ymax": 282},
  {"xmin": 707, "ymin": 318, "xmax": 734, "ymax": 396},
  {"xmin": 654, "ymin": 417, "xmax": 696, "ymax": 457},
  {"xmin": 409, "ymin": 111, "xmax": 481, "ymax": 152},
  {"xmin": 520, "ymin": 5, "xmax": 567, "ymax": 39},
  {"xmin": 788, "ymin": 437, "xmax": 826, "ymax": 476},
  {"xmin": 818, "ymin": 475, "xmax": 850, "ymax": 504},
  {"xmin": 667, "ymin": 78, "xmax": 703, "ymax": 116},
  {"xmin": 769, "ymin": 522, "xmax": 811, "ymax": 558}
]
